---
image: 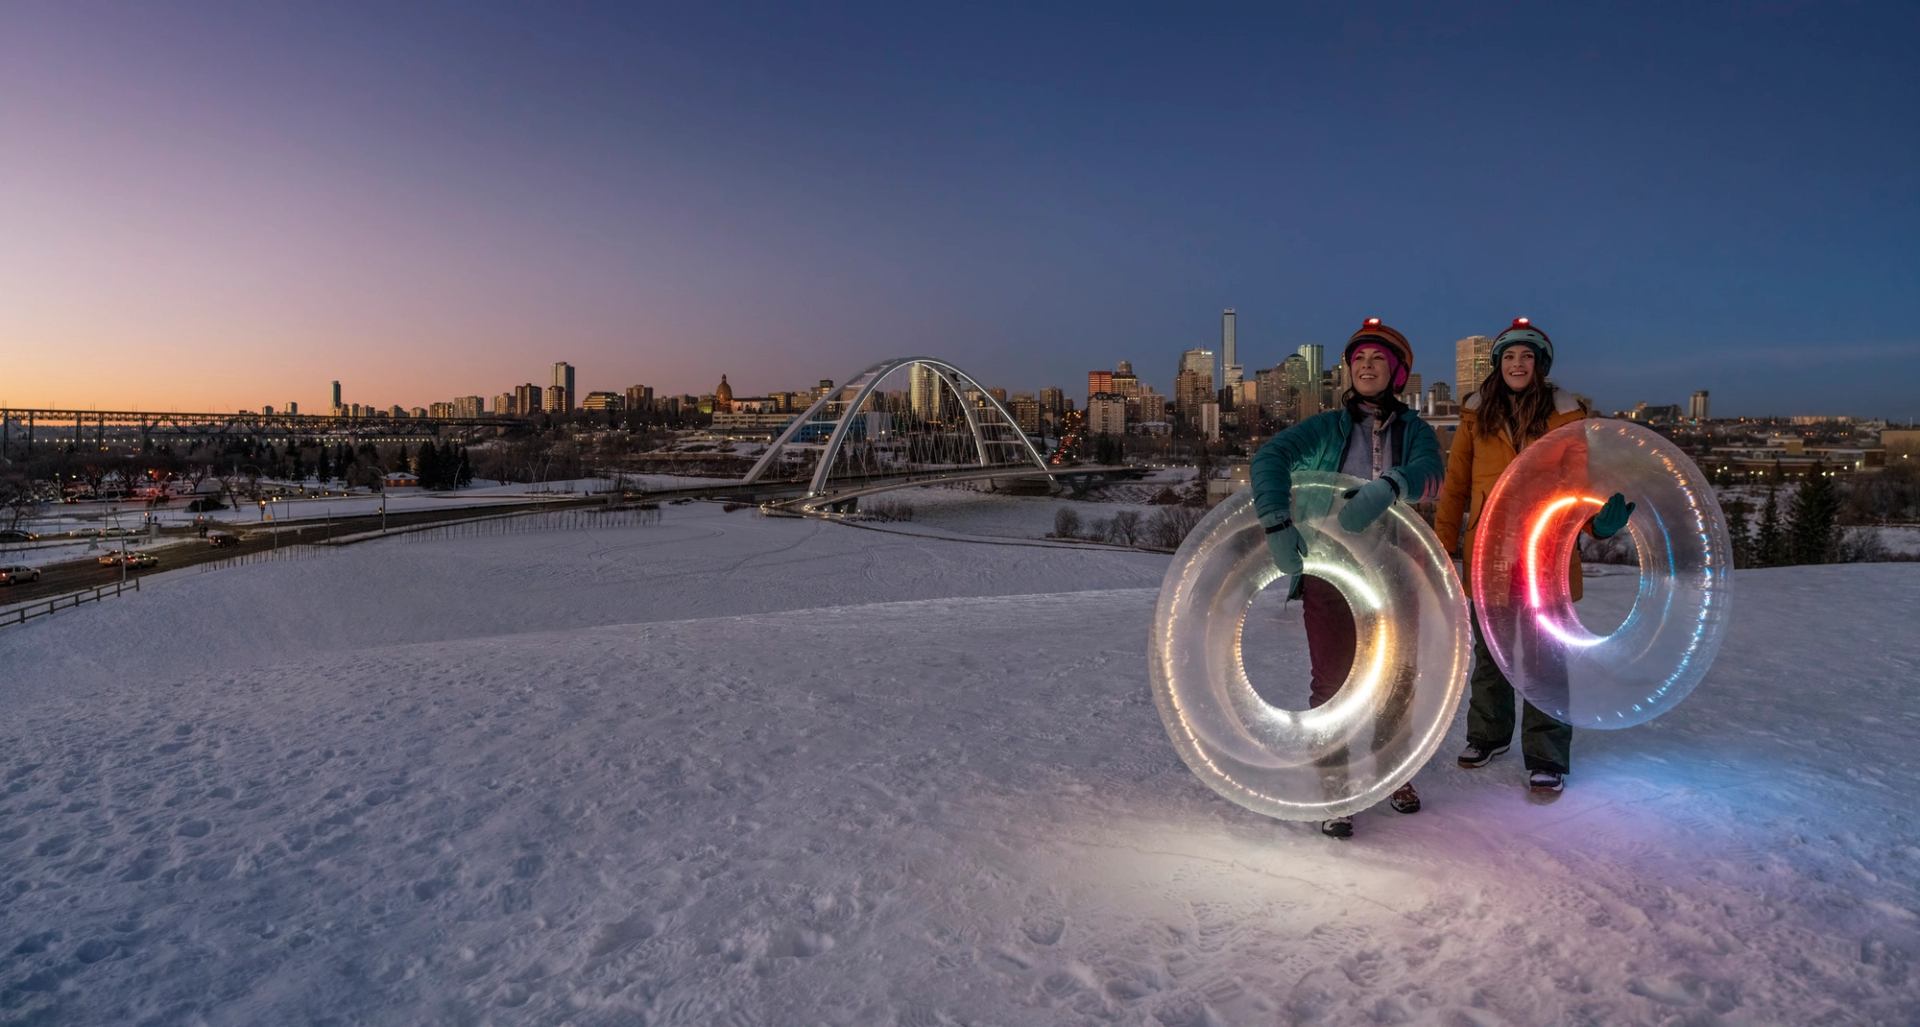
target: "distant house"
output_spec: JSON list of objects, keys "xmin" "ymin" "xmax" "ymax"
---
[{"xmin": 383, "ymin": 471, "xmax": 421, "ymax": 490}]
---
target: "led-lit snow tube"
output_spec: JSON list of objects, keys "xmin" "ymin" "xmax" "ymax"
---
[
  {"xmin": 1471, "ymin": 419, "xmax": 1732, "ymax": 729},
  {"xmin": 1149, "ymin": 472, "xmax": 1471, "ymax": 821}
]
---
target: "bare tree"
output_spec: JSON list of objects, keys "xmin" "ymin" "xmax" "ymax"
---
[
  {"xmin": 1052, "ymin": 506, "xmax": 1082, "ymax": 538},
  {"xmin": 1, "ymin": 472, "xmax": 40, "ymax": 532},
  {"xmin": 1148, "ymin": 504, "xmax": 1204, "ymax": 549},
  {"xmin": 1107, "ymin": 510, "xmax": 1143, "ymax": 546}
]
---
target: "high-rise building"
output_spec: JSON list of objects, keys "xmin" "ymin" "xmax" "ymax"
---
[
  {"xmin": 1086, "ymin": 393, "xmax": 1128, "ymax": 436},
  {"xmin": 513, "ymin": 383, "xmax": 542, "ymax": 415},
  {"xmin": 1455, "ymin": 336, "xmax": 1494, "ymax": 399},
  {"xmin": 1087, "ymin": 370, "xmax": 1114, "ymax": 406},
  {"xmin": 1038, "ymin": 387, "xmax": 1066, "ymax": 421},
  {"xmin": 1177, "ymin": 348, "xmax": 1215, "ymax": 420},
  {"xmin": 1403, "ymin": 373, "xmax": 1423, "ymax": 409},
  {"xmin": 1181, "ymin": 347, "xmax": 1215, "ymax": 380},
  {"xmin": 1009, "ymin": 394, "xmax": 1042, "ymax": 433},
  {"xmin": 1199, "ymin": 401, "xmax": 1221, "ymax": 442},
  {"xmin": 1426, "ymin": 381, "xmax": 1455, "ymax": 417},
  {"xmin": 1296, "ymin": 345, "xmax": 1324, "ymax": 386},
  {"xmin": 549, "ymin": 360, "xmax": 576, "ymax": 410},
  {"xmin": 910, "ymin": 363, "xmax": 943, "ymax": 418},
  {"xmin": 287, "ymin": 402, "xmax": 298, "ymax": 416},
  {"xmin": 1221, "ymin": 309, "xmax": 1241, "ymax": 393},
  {"xmin": 1690, "ymin": 390, "xmax": 1711, "ymax": 421},
  {"xmin": 1221, "ymin": 310, "xmax": 1237, "ymax": 371},
  {"xmin": 1138, "ymin": 390, "xmax": 1167, "ymax": 424},
  {"xmin": 495, "ymin": 392, "xmax": 515, "ymax": 416},
  {"xmin": 330, "ymin": 380, "xmax": 342, "ymax": 416},
  {"xmin": 453, "ymin": 395, "xmax": 484, "ymax": 419},
  {"xmin": 1281, "ymin": 354, "xmax": 1312, "ymax": 421},
  {"xmin": 545, "ymin": 384, "xmax": 566, "ymax": 415},
  {"xmin": 583, "ymin": 391, "xmax": 624, "ymax": 412},
  {"xmin": 626, "ymin": 384, "xmax": 653, "ymax": 412}
]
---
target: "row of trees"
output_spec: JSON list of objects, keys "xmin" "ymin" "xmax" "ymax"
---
[{"xmin": 1052, "ymin": 504, "xmax": 1205, "ymax": 550}]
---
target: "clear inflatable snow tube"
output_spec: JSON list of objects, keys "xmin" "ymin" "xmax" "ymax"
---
[
  {"xmin": 1149, "ymin": 472, "xmax": 1471, "ymax": 821},
  {"xmin": 1471, "ymin": 419, "xmax": 1732, "ymax": 729}
]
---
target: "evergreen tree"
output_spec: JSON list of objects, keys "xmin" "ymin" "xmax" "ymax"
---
[
  {"xmin": 456, "ymin": 448, "xmax": 473, "ymax": 488},
  {"xmin": 1787, "ymin": 462, "xmax": 1841, "ymax": 565},
  {"xmin": 1756, "ymin": 483, "xmax": 1786, "ymax": 567},
  {"xmin": 416, "ymin": 440, "xmax": 439, "ymax": 484},
  {"xmin": 318, "ymin": 446, "xmax": 332, "ymax": 483},
  {"xmin": 1722, "ymin": 497, "xmax": 1754, "ymax": 569}
]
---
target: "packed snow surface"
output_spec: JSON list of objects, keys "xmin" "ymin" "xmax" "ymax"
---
[{"xmin": 3, "ymin": 501, "xmax": 1917, "ymax": 1025}]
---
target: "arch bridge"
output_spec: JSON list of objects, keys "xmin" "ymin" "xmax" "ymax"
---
[{"xmin": 741, "ymin": 356, "xmax": 1079, "ymax": 512}]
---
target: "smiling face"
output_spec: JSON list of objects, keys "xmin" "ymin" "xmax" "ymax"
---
[
  {"xmin": 1348, "ymin": 345, "xmax": 1394, "ymax": 399},
  {"xmin": 1500, "ymin": 345, "xmax": 1537, "ymax": 392}
]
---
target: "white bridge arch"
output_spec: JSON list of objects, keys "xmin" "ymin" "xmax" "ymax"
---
[{"xmin": 741, "ymin": 356, "xmax": 1052, "ymax": 497}]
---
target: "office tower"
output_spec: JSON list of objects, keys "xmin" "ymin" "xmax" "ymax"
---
[
  {"xmin": 1174, "ymin": 368, "xmax": 1213, "ymax": 418},
  {"xmin": 909, "ymin": 363, "xmax": 942, "ymax": 418},
  {"xmin": 1296, "ymin": 344, "xmax": 1323, "ymax": 385},
  {"xmin": 330, "ymin": 380, "xmax": 343, "ymax": 416},
  {"xmin": 453, "ymin": 395, "xmax": 484, "ymax": 419},
  {"xmin": 545, "ymin": 385, "xmax": 566, "ymax": 414},
  {"xmin": 1009, "ymin": 394, "xmax": 1042, "ymax": 433},
  {"xmin": 1221, "ymin": 310, "xmax": 1237, "ymax": 372},
  {"xmin": 1455, "ymin": 336, "xmax": 1493, "ymax": 399},
  {"xmin": 626, "ymin": 384, "xmax": 653, "ymax": 412},
  {"xmin": 287, "ymin": 402, "xmax": 298, "ymax": 415},
  {"xmin": 582, "ymin": 391, "xmax": 623, "ymax": 412},
  {"xmin": 1038, "ymin": 387, "xmax": 1065, "ymax": 419},
  {"xmin": 1690, "ymin": 390, "xmax": 1711, "ymax": 421},
  {"xmin": 1221, "ymin": 309, "xmax": 1241, "ymax": 392},
  {"xmin": 1180, "ymin": 347, "xmax": 1215, "ymax": 379},
  {"xmin": 1403, "ymin": 373, "xmax": 1423, "ymax": 408},
  {"xmin": 1087, "ymin": 370, "xmax": 1114, "ymax": 405},
  {"xmin": 551, "ymin": 362, "xmax": 576, "ymax": 412},
  {"xmin": 514, "ymin": 383, "xmax": 542, "ymax": 415},
  {"xmin": 1281, "ymin": 354, "xmax": 1312, "ymax": 420}
]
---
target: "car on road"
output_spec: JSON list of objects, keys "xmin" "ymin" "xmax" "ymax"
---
[
  {"xmin": 0, "ymin": 530, "xmax": 39, "ymax": 542},
  {"xmin": 123, "ymin": 552, "xmax": 159, "ymax": 569},
  {"xmin": 207, "ymin": 532, "xmax": 239, "ymax": 548},
  {"xmin": 99, "ymin": 551, "xmax": 130, "ymax": 566},
  {"xmin": 0, "ymin": 565, "xmax": 42, "ymax": 585}
]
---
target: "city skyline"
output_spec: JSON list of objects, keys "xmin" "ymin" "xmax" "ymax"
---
[{"xmin": 5, "ymin": 4, "xmax": 1917, "ymax": 418}]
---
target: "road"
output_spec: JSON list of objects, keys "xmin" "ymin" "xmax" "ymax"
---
[{"xmin": 0, "ymin": 496, "xmax": 616, "ymax": 605}]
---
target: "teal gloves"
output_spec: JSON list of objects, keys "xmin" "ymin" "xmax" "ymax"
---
[
  {"xmin": 1591, "ymin": 491, "xmax": 1635, "ymax": 539},
  {"xmin": 1338, "ymin": 472, "xmax": 1404, "ymax": 533},
  {"xmin": 1264, "ymin": 517, "xmax": 1306, "ymax": 576}
]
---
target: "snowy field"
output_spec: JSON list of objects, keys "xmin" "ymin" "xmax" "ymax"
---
[{"xmin": 3, "ymin": 502, "xmax": 1918, "ymax": 1024}]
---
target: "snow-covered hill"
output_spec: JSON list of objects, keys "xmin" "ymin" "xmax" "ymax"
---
[{"xmin": 3, "ymin": 502, "xmax": 1916, "ymax": 1025}]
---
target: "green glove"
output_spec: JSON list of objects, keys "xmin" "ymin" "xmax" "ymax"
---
[
  {"xmin": 1338, "ymin": 474, "xmax": 1403, "ymax": 533},
  {"xmin": 1264, "ymin": 517, "xmax": 1306, "ymax": 577},
  {"xmin": 1591, "ymin": 491, "xmax": 1635, "ymax": 539}
]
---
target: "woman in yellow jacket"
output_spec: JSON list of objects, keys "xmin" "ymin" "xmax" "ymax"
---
[{"xmin": 1434, "ymin": 318, "xmax": 1632, "ymax": 795}]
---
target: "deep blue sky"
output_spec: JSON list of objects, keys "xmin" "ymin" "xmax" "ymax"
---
[{"xmin": 5, "ymin": 1, "xmax": 1916, "ymax": 416}]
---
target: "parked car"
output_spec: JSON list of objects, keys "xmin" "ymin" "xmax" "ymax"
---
[
  {"xmin": 207, "ymin": 532, "xmax": 239, "ymax": 548},
  {"xmin": 0, "ymin": 565, "xmax": 42, "ymax": 585}
]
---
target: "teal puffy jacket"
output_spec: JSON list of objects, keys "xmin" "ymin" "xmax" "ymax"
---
[{"xmin": 1250, "ymin": 404, "xmax": 1444, "ymax": 535}]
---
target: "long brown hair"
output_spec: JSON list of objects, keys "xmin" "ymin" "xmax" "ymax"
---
[{"xmin": 1473, "ymin": 366, "xmax": 1555, "ymax": 444}]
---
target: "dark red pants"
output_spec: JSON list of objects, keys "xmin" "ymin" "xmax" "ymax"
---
[{"xmin": 1301, "ymin": 574, "xmax": 1356, "ymax": 709}]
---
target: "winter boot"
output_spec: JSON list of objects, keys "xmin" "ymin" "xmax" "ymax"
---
[
  {"xmin": 1320, "ymin": 815, "xmax": 1353, "ymax": 838},
  {"xmin": 1456, "ymin": 743, "xmax": 1509, "ymax": 768},
  {"xmin": 1389, "ymin": 782, "xmax": 1421, "ymax": 814},
  {"xmin": 1527, "ymin": 770, "xmax": 1565, "ymax": 796}
]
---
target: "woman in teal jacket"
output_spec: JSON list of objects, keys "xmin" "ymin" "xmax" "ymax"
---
[{"xmin": 1248, "ymin": 317, "xmax": 1444, "ymax": 838}]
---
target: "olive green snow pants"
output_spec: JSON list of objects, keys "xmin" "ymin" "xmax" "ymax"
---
[{"xmin": 1466, "ymin": 606, "xmax": 1572, "ymax": 774}]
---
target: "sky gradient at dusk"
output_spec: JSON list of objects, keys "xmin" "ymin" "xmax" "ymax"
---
[{"xmin": 4, "ymin": 2, "xmax": 1917, "ymax": 417}]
